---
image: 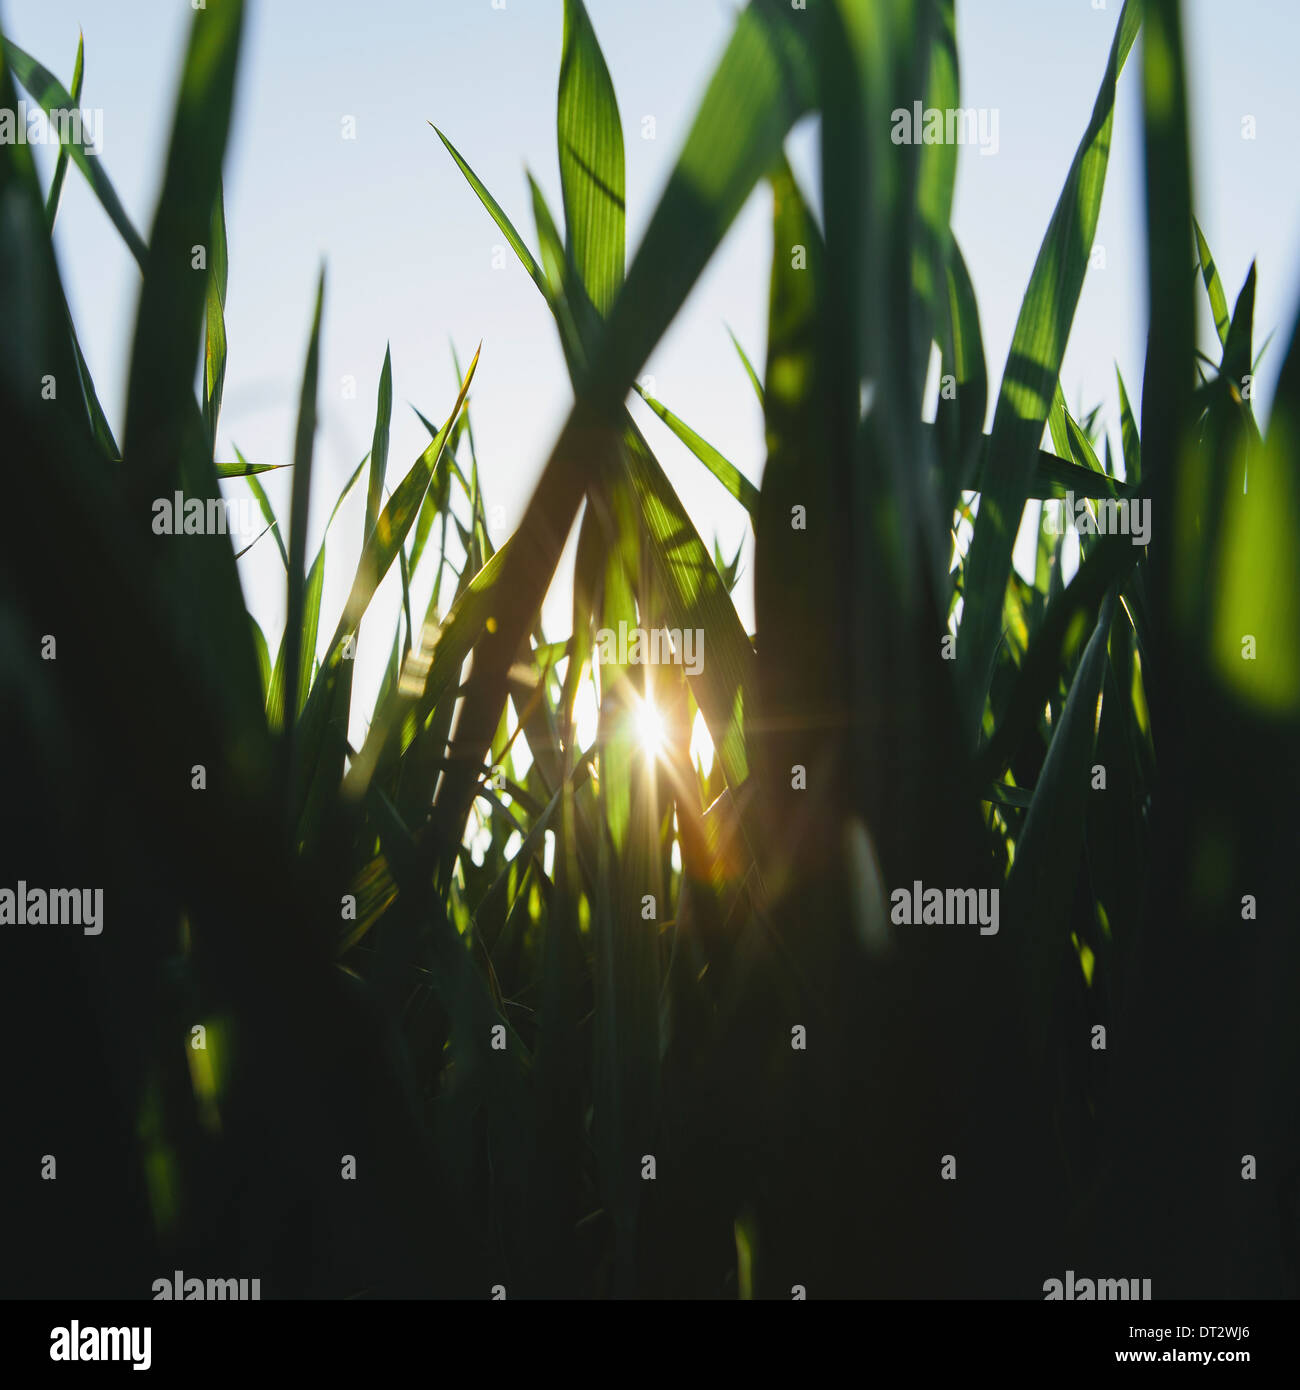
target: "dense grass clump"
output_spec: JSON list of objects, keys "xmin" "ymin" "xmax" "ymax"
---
[{"xmin": 2, "ymin": 0, "xmax": 1297, "ymax": 1298}]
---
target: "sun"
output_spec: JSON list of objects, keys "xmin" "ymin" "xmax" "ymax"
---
[{"xmin": 634, "ymin": 696, "xmax": 667, "ymax": 763}]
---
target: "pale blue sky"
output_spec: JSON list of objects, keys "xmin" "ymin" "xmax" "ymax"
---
[{"xmin": 6, "ymin": 0, "xmax": 1300, "ymax": 737}]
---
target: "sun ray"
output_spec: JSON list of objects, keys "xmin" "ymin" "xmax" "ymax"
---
[{"xmin": 634, "ymin": 694, "xmax": 667, "ymax": 764}]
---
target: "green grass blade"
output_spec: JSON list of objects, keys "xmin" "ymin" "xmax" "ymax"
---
[
  {"xmin": 432, "ymin": 125, "xmax": 547, "ymax": 295},
  {"xmin": 366, "ymin": 345, "xmax": 392, "ymax": 536},
  {"xmin": 726, "ymin": 324, "xmax": 765, "ymax": 407},
  {"xmin": 1003, "ymin": 589, "xmax": 1117, "ymax": 1038},
  {"xmin": 283, "ymin": 268, "xmax": 325, "ymax": 780},
  {"xmin": 122, "ymin": 0, "xmax": 245, "ymax": 494},
  {"xmin": 1205, "ymin": 285, "xmax": 1300, "ymax": 715},
  {"xmin": 407, "ymin": 466, "xmax": 447, "ymax": 578},
  {"xmin": 591, "ymin": 1, "xmax": 815, "ymax": 404},
  {"xmin": 121, "ymin": 0, "xmax": 264, "ymax": 749},
  {"xmin": 283, "ymin": 452, "xmax": 367, "ymax": 722},
  {"xmin": 343, "ymin": 534, "xmax": 513, "ymax": 801},
  {"xmin": 204, "ymin": 180, "xmax": 229, "ymax": 454},
  {"xmin": 3, "ymin": 33, "xmax": 148, "ymax": 269},
  {"xmin": 972, "ymin": 534, "xmax": 1136, "ymax": 786},
  {"xmin": 218, "ymin": 457, "xmax": 286, "ymax": 478},
  {"xmin": 1064, "ymin": 406, "xmax": 1112, "ymax": 483},
  {"xmin": 1140, "ymin": 0, "xmax": 1195, "ymax": 667},
  {"xmin": 249, "ymin": 614, "xmax": 271, "ymax": 701},
  {"xmin": 912, "ymin": 0, "xmax": 959, "ymax": 408},
  {"xmin": 591, "ymin": 487, "xmax": 638, "ymax": 854},
  {"xmin": 529, "ymin": 170, "xmax": 591, "ymax": 378},
  {"xmin": 935, "ymin": 236, "xmax": 987, "ymax": 501},
  {"xmin": 754, "ymin": 152, "xmax": 834, "ymax": 821},
  {"xmin": 68, "ymin": 314, "xmax": 120, "ymax": 460},
  {"xmin": 43, "ymin": 29, "xmax": 82, "ymax": 229},
  {"xmin": 1193, "ymin": 216, "xmax": 1230, "ymax": 349},
  {"xmin": 241, "ymin": 459, "xmax": 289, "ymax": 569},
  {"xmin": 955, "ymin": 0, "xmax": 1139, "ymax": 743},
  {"xmin": 433, "ymin": 4, "xmax": 815, "ymax": 853},
  {"xmin": 325, "ymin": 346, "xmax": 480, "ymax": 666},
  {"xmin": 634, "ymin": 384, "xmax": 759, "ymax": 519},
  {"xmin": 264, "ymin": 544, "xmax": 325, "ymax": 732},
  {"xmin": 557, "ymin": 0, "xmax": 625, "ymax": 317},
  {"xmin": 1116, "ymin": 364, "xmax": 1141, "ymax": 485},
  {"xmin": 624, "ymin": 420, "xmax": 756, "ymax": 786}
]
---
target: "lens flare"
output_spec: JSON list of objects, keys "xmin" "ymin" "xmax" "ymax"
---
[{"xmin": 635, "ymin": 697, "xmax": 667, "ymax": 762}]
